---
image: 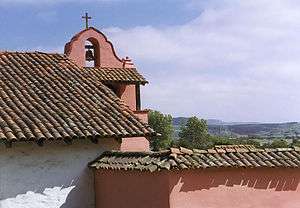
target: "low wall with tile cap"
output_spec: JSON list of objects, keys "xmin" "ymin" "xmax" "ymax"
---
[
  {"xmin": 0, "ymin": 139, "xmax": 120, "ymax": 208},
  {"xmin": 94, "ymin": 167, "xmax": 300, "ymax": 208},
  {"xmin": 169, "ymin": 168, "xmax": 300, "ymax": 208}
]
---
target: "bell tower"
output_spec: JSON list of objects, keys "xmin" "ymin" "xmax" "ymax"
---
[
  {"xmin": 64, "ymin": 26, "xmax": 147, "ymax": 112},
  {"xmin": 64, "ymin": 21, "xmax": 150, "ymax": 151},
  {"xmin": 64, "ymin": 27, "xmax": 126, "ymax": 68}
]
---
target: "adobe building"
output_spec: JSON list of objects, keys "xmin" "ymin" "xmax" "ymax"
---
[
  {"xmin": 1, "ymin": 16, "xmax": 300, "ymax": 208},
  {"xmin": 0, "ymin": 23, "xmax": 154, "ymax": 207},
  {"xmin": 90, "ymin": 145, "xmax": 300, "ymax": 208}
]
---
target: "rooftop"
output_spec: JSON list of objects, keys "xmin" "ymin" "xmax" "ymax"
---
[
  {"xmin": 89, "ymin": 145, "xmax": 300, "ymax": 172},
  {"xmin": 84, "ymin": 67, "xmax": 148, "ymax": 85},
  {"xmin": 0, "ymin": 51, "xmax": 154, "ymax": 146}
]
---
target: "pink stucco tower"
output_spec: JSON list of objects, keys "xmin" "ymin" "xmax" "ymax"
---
[{"xmin": 64, "ymin": 27, "xmax": 150, "ymax": 151}]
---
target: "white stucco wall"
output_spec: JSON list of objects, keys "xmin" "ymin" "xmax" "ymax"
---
[{"xmin": 0, "ymin": 139, "xmax": 120, "ymax": 208}]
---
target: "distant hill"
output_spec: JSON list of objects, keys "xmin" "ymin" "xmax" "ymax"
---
[
  {"xmin": 173, "ymin": 117, "xmax": 224, "ymax": 126},
  {"xmin": 173, "ymin": 117, "xmax": 300, "ymax": 138},
  {"xmin": 172, "ymin": 117, "xmax": 190, "ymax": 126}
]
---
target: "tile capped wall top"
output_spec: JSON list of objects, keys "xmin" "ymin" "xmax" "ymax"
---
[{"xmin": 89, "ymin": 145, "xmax": 300, "ymax": 172}]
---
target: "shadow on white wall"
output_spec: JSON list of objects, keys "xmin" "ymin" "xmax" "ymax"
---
[{"xmin": 0, "ymin": 140, "xmax": 119, "ymax": 208}]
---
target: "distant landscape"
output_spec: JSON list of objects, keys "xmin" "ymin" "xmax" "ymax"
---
[{"xmin": 173, "ymin": 117, "xmax": 300, "ymax": 140}]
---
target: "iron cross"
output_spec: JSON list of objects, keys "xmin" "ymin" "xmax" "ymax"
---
[{"xmin": 82, "ymin": 12, "xmax": 92, "ymax": 29}]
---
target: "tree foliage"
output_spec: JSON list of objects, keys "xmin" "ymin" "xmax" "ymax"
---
[
  {"xmin": 263, "ymin": 139, "xmax": 289, "ymax": 148},
  {"xmin": 178, "ymin": 116, "xmax": 212, "ymax": 149},
  {"xmin": 148, "ymin": 110, "xmax": 173, "ymax": 151},
  {"xmin": 149, "ymin": 113, "xmax": 293, "ymax": 150},
  {"xmin": 175, "ymin": 117, "xmax": 266, "ymax": 149},
  {"xmin": 291, "ymin": 138, "xmax": 300, "ymax": 147}
]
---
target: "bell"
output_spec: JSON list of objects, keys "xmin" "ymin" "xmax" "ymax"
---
[{"xmin": 85, "ymin": 49, "xmax": 94, "ymax": 61}]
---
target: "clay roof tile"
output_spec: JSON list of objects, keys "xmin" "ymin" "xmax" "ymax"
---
[{"xmin": 0, "ymin": 52, "xmax": 154, "ymax": 145}]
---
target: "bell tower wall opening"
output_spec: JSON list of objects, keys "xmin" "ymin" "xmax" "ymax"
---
[{"xmin": 85, "ymin": 38, "xmax": 100, "ymax": 67}]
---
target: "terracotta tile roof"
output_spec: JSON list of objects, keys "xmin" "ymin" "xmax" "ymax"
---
[
  {"xmin": 84, "ymin": 67, "xmax": 148, "ymax": 85},
  {"xmin": 89, "ymin": 145, "xmax": 300, "ymax": 172},
  {"xmin": 0, "ymin": 51, "xmax": 155, "ymax": 145}
]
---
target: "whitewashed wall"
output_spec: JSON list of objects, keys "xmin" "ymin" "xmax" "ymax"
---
[{"xmin": 0, "ymin": 139, "xmax": 120, "ymax": 208}]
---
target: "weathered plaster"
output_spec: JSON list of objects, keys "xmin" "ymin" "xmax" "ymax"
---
[
  {"xmin": 120, "ymin": 137, "xmax": 150, "ymax": 152},
  {"xmin": 133, "ymin": 110, "xmax": 149, "ymax": 124},
  {"xmin": 93, "ymin": 168, "xmax": 300, "ymax": 208},
  {"xmin": 168, "ymin": 169, "xmax": 300, "ymax": 208},
  {"xmin": 120, "ymin": 84, "xmax": 136, "ymax": 111},
  {"xmin": 0, "ymin": 139, "xmax": 120, "ymax": 208},
  {"xmin": 94, "ymin": 170, "xmax": 170, "ymax": 208}
]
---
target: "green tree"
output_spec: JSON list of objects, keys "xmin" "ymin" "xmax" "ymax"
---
[
  {"xmin": 148, "ymin": 110, "xmax": 173, "ymax": 151},
  {"xmin": 178, "ymin": 116, "xmax": 211, "ymax": 149},
  {"xmin": 210, "ymin": 136, "xmax": 234, "ymax": 146},
  {"xmin": 263, "ymin": 139, "xmax": 289, "ymax": 148},
  {"xmin": 291, "ymin": 138, "xmax": 300, "ymax": 147},
  {"xmin": 233, "ymin": 138, "xmax": 262, "ymax": 148}
]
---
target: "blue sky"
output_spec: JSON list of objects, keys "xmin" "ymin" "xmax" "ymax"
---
[
  {"xmin": 1, "ymin": 0, "xmax": 300, "ymax": 122},
  {"xmin": 0, "ymin": 0, "xmax": 198, "ymax": 50}
]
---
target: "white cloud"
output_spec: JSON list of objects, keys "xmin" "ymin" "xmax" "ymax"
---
[{"xmin": 104, "ymin": 0, "xmax": 300, "ymax": 122}]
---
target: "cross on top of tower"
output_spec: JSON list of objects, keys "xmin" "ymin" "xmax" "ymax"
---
[{"xmin": 82, "ymin": 12, "xmax": 92, "ymax": 29}]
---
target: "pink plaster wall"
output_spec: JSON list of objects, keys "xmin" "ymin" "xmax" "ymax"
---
[
  {"xmin": 169, "ymin": 168, "xmax": 300, "ymax": 208},
  {"xmin": 120, "ymin": 84, "xmax": 136, "ymax": 111},
  {"xmin": 108, "ymin": 84, "xmax": 146, "ymax": 115},
  {"xmin": 64, "ymin": 27, "xmax": 123, "ymax": 68},
  {"xmin": 120, "ymin": 137, "xmax": 150, "ymax": 152},
  {"xmin": 133, "ymin": 110, "xmax": 149, "ymax": 123},
  {"xmin": 94, "ymin": 168, "xmax": 300, "ymax": 208},
  {"xmin": 94, "ymin": 170, "xmax": 170, "ymax": 208}
]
